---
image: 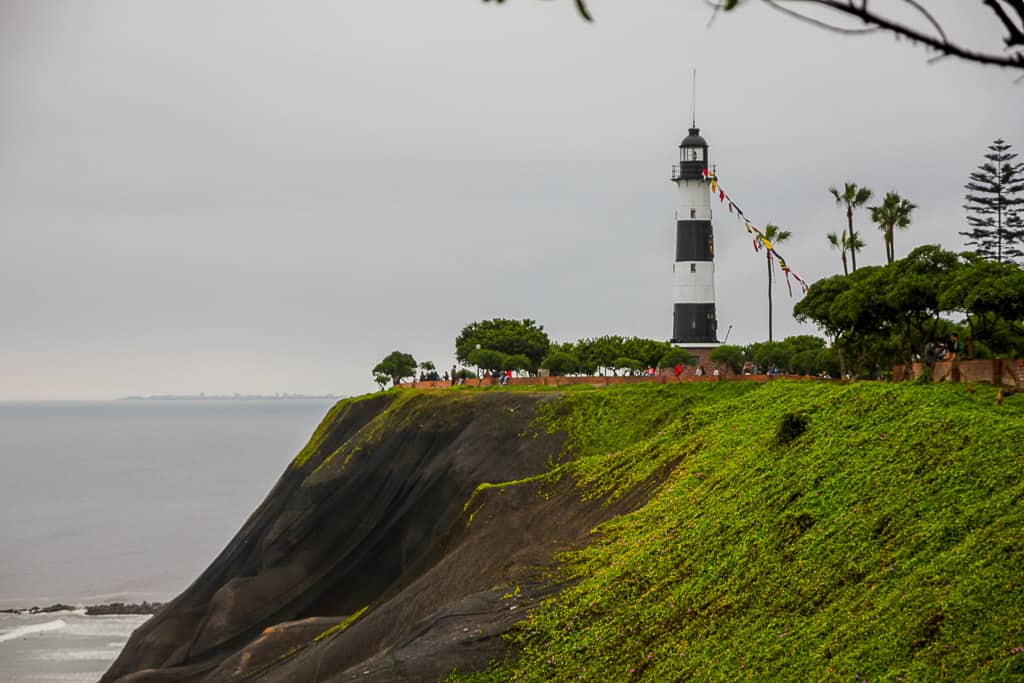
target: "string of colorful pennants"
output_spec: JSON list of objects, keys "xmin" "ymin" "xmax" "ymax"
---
[{"xmin": 702, "ymin": 167, "xmax": 808, "ymax": 297}]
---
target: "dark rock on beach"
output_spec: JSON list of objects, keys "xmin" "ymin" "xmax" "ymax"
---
[
  {"xmin": 1, "ymin": 601, "xmax": 164, "ymax": 616},
  {"xmin": 85, "ymin": 601, "xmax": 165, "ymax": 616},
  {"xmin": 0, "ymin": 603, "xmax": 76, "ymax": 615}
]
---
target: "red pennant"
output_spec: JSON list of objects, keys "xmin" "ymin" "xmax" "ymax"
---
[{"xmin": 719, "ymin": 190, "xmax": 725, "ymax": 202}]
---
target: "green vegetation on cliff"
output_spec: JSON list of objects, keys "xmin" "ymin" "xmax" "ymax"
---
[{"xmin": 456, "ymin": 381, "xmax": 1024, "ymax": 681}]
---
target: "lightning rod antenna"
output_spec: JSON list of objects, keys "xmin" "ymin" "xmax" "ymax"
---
[{"xmin": 691, "ymin": 68, "xmax": 696, "ymax": 127}]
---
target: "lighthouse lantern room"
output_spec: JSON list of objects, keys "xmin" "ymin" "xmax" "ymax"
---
[{"xmin": 670, "ymin": 126, "xmax": 719, "ymax": 347}]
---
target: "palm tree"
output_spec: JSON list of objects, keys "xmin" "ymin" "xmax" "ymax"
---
[
  {"xmin": 828, "ymin": 182, "xmax": 873, "ymax": 271},
  {"xmin": 762, "ymin": 223, "xmax": 792, "ymax": 342},
  {"xmin": 869, "ymin": 191, "xmax": 917, "ymax": 264},
  {"xmin": 826, "ymin": 230, "xmax": 866, "ymax": 276}
]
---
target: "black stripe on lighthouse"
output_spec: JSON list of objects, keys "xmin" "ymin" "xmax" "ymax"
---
[
  {"xmin": 675, "ymin": 220, "xmax": 713, "ymax": 262},
  {"xmin": 672, "ymin": 303, "xmax": 718, "ymax": 344}
]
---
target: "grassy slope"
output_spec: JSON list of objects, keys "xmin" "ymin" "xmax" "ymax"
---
[{"xmin": 456, "ymin": 381, "xmax": 1024, "ymax": 681}]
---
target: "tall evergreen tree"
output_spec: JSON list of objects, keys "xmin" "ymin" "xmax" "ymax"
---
[{"xmin": 960, "ymin": 139, "xmax": 1024, "ymax": 264}]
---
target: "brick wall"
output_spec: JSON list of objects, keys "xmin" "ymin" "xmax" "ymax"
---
[{"xmin": 893, "ymin": 359, "xmax": 1022, "ymax": 388}]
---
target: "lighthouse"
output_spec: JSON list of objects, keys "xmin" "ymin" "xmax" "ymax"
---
[{"xmin": 670, "ymin": 125, "xmax": 719, "ymax": 348}]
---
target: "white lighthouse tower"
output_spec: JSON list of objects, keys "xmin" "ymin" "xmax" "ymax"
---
[{"xmin": 670, "ymin": 125, "xmax": 719, "ymax": 349}]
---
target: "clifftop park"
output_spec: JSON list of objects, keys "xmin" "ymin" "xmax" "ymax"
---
[{"xmin": 101, "ymin": 380, "xmax": 1024, "ymax": 682}]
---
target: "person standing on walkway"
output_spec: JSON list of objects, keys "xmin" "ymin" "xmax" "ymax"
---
[{"xmin": 943, "ymin": 333, "xmax": 964, "ymax": 382}]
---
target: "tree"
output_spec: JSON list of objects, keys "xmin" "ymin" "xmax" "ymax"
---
[
  {"xmin": 574, "ymin": 335, "xmax": 625, "ymax": 375},
  {"xmin": 455, "ymin": 318, "xmax": 550, "ymax": 373},
  {"xmin": 826, "ymin": 232, "xmax": 847, "ymax": 277},
  {"xmin": 373, "ymin": 373, "xmax": 390, "ymax": 391},
  {"xmin": 826, "ymin": 230, "xmax": 865, "ymax": 277},
  {"xmin": 876, "ymin": 245, "xmax": 960, "ymax": 375},
  {"xmin": 611, "ymin": 357, "xmax": 643, "ymax": 374},
  {"xmin": 467, "ymin": 348, "xmax": 507, "ymax": 375},
  {"xmin": 794, "ymin": 266, "xmax": 896, "ymax": 377},
  {"xmin": 777, "ymin": 336, "xmax": 835, "ymax": 376},
  {"xmin": 762, "ymin": 223, "xmax": 792, "ymax": 342},
  {"xmin": 828, "ymin": 182, "xmax": 872, "ymax": 272},
  {"xmin": 540, "ymin": 349, "xmax": 578, "ymax": 376},
  {"xmin": 960, "ymin": 139, "xmax": 1024, "ymax": 264},
  {"xmin": 709, "ymin": 345, "xmax": 745, "ymax": 374},
  {"xmin": 660, "ymin": 347, "xmax": 696, "ymax": 369},
  {"xmin": 940, "ymin": 253, "xmax": 1024, "ymax": 357},
  {"xmin": 621, "ymin": 337, "xmax": 673, "ymax": 369},
  {"xmin": 870, "ymin": 191, "xmax": 917, "ymax": 265},
  {"xmin": 747, "ymin": 341, "xmax": 791, "ymax": 373},
  {"xmin": 505, "ymin": 354, "xmax": 532, "ymax": 373},
  {"xmin": 372, "ymin": 351, "xmax": 417, "ymax": 387},
  {"xmin": 796, "ymin": 249, "xmax": 974, "ymax": 378},
  {"xmin": 793, "ymin": 274, "xmax": 853, "ymax": 376}
]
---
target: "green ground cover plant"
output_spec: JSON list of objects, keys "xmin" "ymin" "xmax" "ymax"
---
[{"xmin": 456, "ymin": 381, "xmax": 1024, "ymax": 681}]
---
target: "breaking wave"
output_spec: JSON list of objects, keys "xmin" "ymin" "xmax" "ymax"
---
[{"xmin": 0, "ymin": 618, "xmax": 66, "ymax": 643}]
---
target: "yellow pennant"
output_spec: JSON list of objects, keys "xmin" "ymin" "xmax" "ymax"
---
[
  {"xmin": 760, "ymin": 236, "xmax": 773, "ymax": 250},
  {"xmin": 710, "ymin": 180, "xmax": 717, "ymax": 193}
]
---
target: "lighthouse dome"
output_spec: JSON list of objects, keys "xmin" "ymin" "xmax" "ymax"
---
[{"xmin": 679, "ymin": 127, "xmax": 707, "ymax": 149}]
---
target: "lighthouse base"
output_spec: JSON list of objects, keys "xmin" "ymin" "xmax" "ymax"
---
[{"xmin": 671, "ymin": 342, "xmax": 722, "ymax": 375}]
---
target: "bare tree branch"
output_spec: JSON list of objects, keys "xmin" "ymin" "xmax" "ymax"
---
[
  {"xmin": 998, "ymin": 0, "xmax": 1024, "ymax": 30},
  {"xmin": 902, "ymin": 0, "xmax": 949, "ymax": 44},
  {"xmin": 763, "ymin": 0, "xmax": 1024, "ymax": 71},
  {"xmin": 484, "ymin": 0, "xmax": 1024, "ymax": 71},
  {"xmin": 481, "ymin": 0, "xmax": 592, "ymax": 22},
  {"xmin": 983, "ymin": 0, "xmax": 1024, "ymax": 46},
  {"xmin": 574, "ymin": 0, "xmax": 593, "ymax": 22},
  {"xmin": 764, "ymin": 0, "xmax": 878, "ymax": 35}
]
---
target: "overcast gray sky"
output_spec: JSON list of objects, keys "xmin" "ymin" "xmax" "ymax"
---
[{"xmin": 1, "ymin": 1, "xmax": 1021, "ymax": 399}]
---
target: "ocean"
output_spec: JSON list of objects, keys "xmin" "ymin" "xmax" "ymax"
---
[{"xmin": 0, "ymin": 398, "xmax": 338, "ymax": 682}]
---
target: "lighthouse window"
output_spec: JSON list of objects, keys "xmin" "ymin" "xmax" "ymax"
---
[
  {"xmin": 682, "ymin": 147, "xmax": 704, "ymax": 162},
  {"xmin": 690, "ymin": 209, "xmax": 696, "ymax": 219},
  {"xmin": 690, "ymin": 264, "xmax": 696, "ymax": 273}
]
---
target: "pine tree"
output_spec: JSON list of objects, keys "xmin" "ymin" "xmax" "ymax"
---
[{"xmin": 960, "ymin": 139, "xmax": 1024, "ymax": 264}]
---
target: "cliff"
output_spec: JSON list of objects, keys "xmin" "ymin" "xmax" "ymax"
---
[
  {"xmin": 101, "ymin": 387, "xmax": 684, "ymax": 682},
  {"xmin": 104, "ymin": 382, "xmax": 1024, "ymax": 682}
]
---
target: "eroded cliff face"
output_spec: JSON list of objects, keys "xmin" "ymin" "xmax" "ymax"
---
[{"xmin": 103, "ymin": 390, "xmax": 634, "ymax": 682}]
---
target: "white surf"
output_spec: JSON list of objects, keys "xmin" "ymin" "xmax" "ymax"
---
[{"xmin": 0, "ymin": 618, "xmax": 67, "ymax": 644}]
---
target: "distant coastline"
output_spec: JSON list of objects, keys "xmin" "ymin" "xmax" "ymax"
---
[{"xmin": 120, "ymin": 393, "xmax": 344, "ymax": 401}]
